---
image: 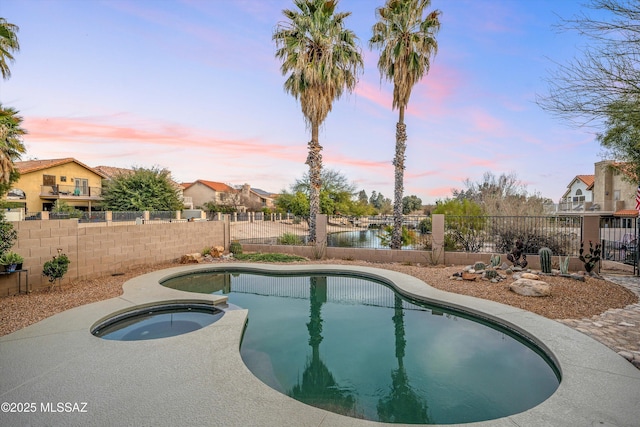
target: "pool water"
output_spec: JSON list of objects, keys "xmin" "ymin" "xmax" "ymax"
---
[
  {"xmin": 162, "ymin": 271, "xmax": 560, "ymax": 424},
  {"xmin": 92, "ymin": 304, "xmax": 224, "ymax": 341}
]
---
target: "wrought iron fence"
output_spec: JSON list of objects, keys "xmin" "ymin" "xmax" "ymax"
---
[
  {"xmin": 600, "ymin": 217, "xmax": 638, "ymax": 269},
  {"xmin": 326, "ymin": 215, "xmax": 430, "ymax": 249},
  {"xmin": 230, "ymin": 215, "xmax": 310, "ymax": 245},
  {"xmin": 78, "ymin": 211, "xmax": 106, "ymax": 223},
  {"xmin": 112, "ymin": 211, "xmax": 144, "ymax": 222},
  {"xmin": 444, "ymin": 216, "xmax": 583, "ymax": 255}
]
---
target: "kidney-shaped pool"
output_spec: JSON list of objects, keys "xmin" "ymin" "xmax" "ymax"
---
[{"xmin": 162, "ymin": 270, "xmax": 560, "ymax": 424}]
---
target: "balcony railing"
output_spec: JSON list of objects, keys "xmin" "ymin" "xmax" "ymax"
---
[{"xmin": 40, "ymin": 185, "xmax": 102, "ymax": 198}]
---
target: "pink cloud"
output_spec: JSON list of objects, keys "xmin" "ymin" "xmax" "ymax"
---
[{"xmin": 22, "ymin": 115, "xmax": 304, "ymax": 163}]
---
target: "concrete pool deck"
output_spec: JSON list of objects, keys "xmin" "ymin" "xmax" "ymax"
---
[{"xmin": 1, "ymin": 263, "xmax": 639, "ymax": 427}]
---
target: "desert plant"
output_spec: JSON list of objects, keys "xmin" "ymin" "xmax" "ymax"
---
[
  {"xmin": 559, "ymin": 256, "xmax": 570, "ymax": 275},
  {"xmin": 538, "ymin": 247, "xmax": 552, "ymax": 273},
  {"xmin": 490, "ymin": 254, "xmax": 501, "ymax": 267},
  {"xmin": 506, "ymin": 240, "xmax": 528, "ymax": 268},
  {"xmin": 485, "ymin": 269, "xmax": 499, "ymax": 280},
  {"xmin": 202, "ymin": 246, "xmax": 212, "ymax": 256},
  {"xmin": 277, "ymin": 233, "xmax": 304, "ymax": 245},
  {"xmin": 42, "ymin": 251, "xmax": 70, "ymax": 285},
  {"xmin": 579, "ymin": 241, "xmax": 601, "ymax": 273},
  {"xmin": 229, "ymin": 241, "xmax": 243, "ymax": 255}
]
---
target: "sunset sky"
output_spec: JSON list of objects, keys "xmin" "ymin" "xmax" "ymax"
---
[{"xmin": 1, "ymin": 0, "xmax": 606, "ymax": 203}]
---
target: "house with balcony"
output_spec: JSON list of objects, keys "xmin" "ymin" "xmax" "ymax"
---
[
  {"xmin": 557, "ymin": 175, "xmax": 594, "ymax": 212},
  {"xmin": 548, "ymin": 161, "xmax": 638, "ymax": 218},
  {"xmin": 5, "ymin": 158, "xmax": 107, "ymax": 214}
]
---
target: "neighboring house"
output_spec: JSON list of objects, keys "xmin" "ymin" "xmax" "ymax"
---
[
  {"xmin": 559, "ymin": 175, "xmax": 594, "ymax": 212},
  {"xmin": 4, "ymin": 158, "xmax": 107, "ymax": 214},
  {"xmin": 550, "ymin": 161, "xmax": 638, "ymax": 218},
  {"xmin": 239, "ymin": 184, "xmax": 277, "ymax": 209},
  {"xmin": 591, "ymin": 160, "xmax": 638, "ymax": 218},
  {"xmin": 182, "ymin": 180, "xmax": 238, "ymax": 209}
]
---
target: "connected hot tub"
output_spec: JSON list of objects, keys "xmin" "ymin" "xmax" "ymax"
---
[{"xmin": 91, "ymin": 302, "xmax": 225, "ymax": 341}]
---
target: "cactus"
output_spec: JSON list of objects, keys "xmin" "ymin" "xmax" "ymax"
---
[
  {"xmin": 506, "ymin": 240, "xmax": 528, "ymax": 268},
  {"xmin": 538, "ymin": 247, "xmax": 552, "ymax": 274},
  {"xmin": 474, "ymin": 261, "xmax": 486, "ymax": 271},
  {"xmin": 579, "ymin": 241, "xmax": 601, "ymax": 273},
  {"xmin": 559, "ymin": 256, "xmax": 570, "ymax": 275},
  {"xmin": 485, "ymin": 269, "xmax": 499, "ymax": 280},
  {"xmin": 490, "ymin": 254, "xmax": 501, "ymax": 267}
]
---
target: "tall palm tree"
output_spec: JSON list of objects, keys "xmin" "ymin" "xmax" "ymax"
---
[
  {"xmin": 0, "ymin": 18, "xmax": 20, "ymax": 80},
  {"xmin": 273, "ymin": 0, "xmax": 363, "ymax": 243},
  {"xmin": 0, "ymin": 105, "xmax": 27, "ymax": 188},
  {"xmin": 370, "ymin": 0, "xmax": 441, "ymax": 249}
]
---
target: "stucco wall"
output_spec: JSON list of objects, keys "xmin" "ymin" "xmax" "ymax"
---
[{"xmin": 0, "ymin": 219, "xmax": 228, "ymax": 295}]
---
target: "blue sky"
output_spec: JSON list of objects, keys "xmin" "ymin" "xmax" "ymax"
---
[{"xmin": 1, "ymin": 0, "xmax": 604, "ymax": 203}]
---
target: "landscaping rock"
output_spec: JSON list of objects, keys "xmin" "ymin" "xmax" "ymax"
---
[
  {"xmin": 509, "ymin": 278, "xmax": 551, "ymax": 297},
  {"xmin": 210, "ymin": 246, "xmax": 225, "ymax": 258},
  {"xmin": 180, "ymin": 253, "xmax": 203, "ymax": 264},
  {"xmin": 522, "ymin": 272, "xmax": 540, "ymax": 280}
]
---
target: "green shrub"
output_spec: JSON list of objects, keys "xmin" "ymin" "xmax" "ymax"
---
[
  {"xmin": 0, "ymin": 211, "xmax": 17, "ymax": 255},
  {"xmin": 42, "ymin": 252, "xmax": 70, "ymax": 284},
  {"xmin": 378, "ymin": 225, "xmax": 416, "ymax": 248},
  {"xmin": 202, "ymin": 246, "xmax": 212, "ymax": 256},
  {"xmin": 277, "ymin": 233, "xmax": 304, "ymax": 245},
  {"xmin": 234, "ymin": 253, "xmax": 306, "ymax": 262},
  {"xmin": 229, "ymin": 241, "xmax": 243, "ymax": 255}
]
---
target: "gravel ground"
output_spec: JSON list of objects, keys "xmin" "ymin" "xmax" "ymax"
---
[{"xmin": 0, "ymin": 259, "xmax": 637, "ymax": 337}]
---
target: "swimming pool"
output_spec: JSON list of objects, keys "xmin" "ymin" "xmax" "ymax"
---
[{"xmin": 162, "ymin": 270, "xmax": 560, "ymax": 424}]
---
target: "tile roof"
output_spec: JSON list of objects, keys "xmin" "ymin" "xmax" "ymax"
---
[
  {"xmin": 14, "ymin": 158, "xmax": 108, "ymax": 178},
  {"xmin": 93, "ymin": 165, "xmax": 134, "ymax": 180},
  {"xmin": 614, "ymin": 209, "xmax": 639, "ymax": 217},
  {"xmin": 576, "ymin": 175, "xmax": 595, "ymax": 188},
  {"xmin": 186, "ymin": 180, "xmax": 236, "ymax": 192}
]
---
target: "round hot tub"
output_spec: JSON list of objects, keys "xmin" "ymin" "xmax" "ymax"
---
[{"xmin": 91, "ymin": 302, "xmax": 224, "ymax": 341}]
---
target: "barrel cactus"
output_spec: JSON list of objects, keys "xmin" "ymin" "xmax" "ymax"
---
[{"xmin": 538, "ymin": 247, "xmax": 552, "ymax": 274}]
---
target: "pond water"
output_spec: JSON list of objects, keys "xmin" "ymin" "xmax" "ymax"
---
[
  {"xmin": 327, "ymin": 229, "xmax": 426, "ymax": 250},
  {"xmin": 162, "ymin": 271, "xmax": 560, "ymax": 424}
]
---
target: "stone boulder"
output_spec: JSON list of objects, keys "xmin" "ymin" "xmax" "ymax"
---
[
  {"xmin": 521, "ymin": 272, "xmax": 540, "ymax": 280},
  {"xmin": 180, "ymin": 253, "xmax": 203, "ymax": 264},
  {"xmin": 210, "ymin": 246, "xmax": 225, "ymax": 258},
  {"xmin": 509, "ymin": 278, "xmax": 551, "ymax": 297}
]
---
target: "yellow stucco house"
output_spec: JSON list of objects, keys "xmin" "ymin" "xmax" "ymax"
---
[{"xmin": 5, "ymin": 158, "xmax": 107, "ymax": 214}]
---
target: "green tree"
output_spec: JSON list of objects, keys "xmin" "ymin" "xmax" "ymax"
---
[
  {"xmin": 402, "ymin": 194, "xmax": 422, "ymax": 214},
  {"xmin": 0, "ymin": 105, "xmax": 27, "ymax": 192},
  {"xmin": 370, "ymin": 0, "xmax": 441, "ymax": 249},
  {"xmin": 276, "ymin": 191, "xmax": 310, "ymax": 217},
  {"xmin": 433, "ymin": 198, "xmax": 486, "ymax": 252},
  {"xmin": 273, "ymin": 0, "xmax": 363, "ymax": 242},
  {"xmin": 0, "ymin": 18, "xmax": 19, "ymax": 80},
  {"xmin": 596, "ymin": 98, "xmax": 640, "ymax": 183},
  {"xmin": 101, "ymin": 167, "xmax": 183, "ymax": 211}
]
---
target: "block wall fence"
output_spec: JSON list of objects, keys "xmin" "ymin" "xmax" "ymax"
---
[{"xmin": 0, "ymin": 219, "xmax": 229, "ymax": 295}]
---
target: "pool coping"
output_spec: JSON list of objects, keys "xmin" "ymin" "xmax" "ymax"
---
[{"xmin": 0, "ymin": 262, "xmax": 638, "ymax": 427}]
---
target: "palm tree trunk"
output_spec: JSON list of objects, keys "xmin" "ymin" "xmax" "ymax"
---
[
  {"xmin": 392, "ymin": 107, "xmax": 407, "ymax": 249},
  {"xmin": 306, "ymin": 123, "xmax": 322, "ymax": 243}
]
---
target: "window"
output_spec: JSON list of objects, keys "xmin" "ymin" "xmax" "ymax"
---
[
  {"xmin": 60, "ymin": 176, "xmax": 67, "ymax": 182},
  {"xmin": 42, "ymin": 175, "xmax": 55, "ymax": 186},
  {"xmin": 614, "ymin": 190, "xmax": 620, "ymax": 201},
  {"xmin": 74, "ymin": 178, "xmax": 89, "ymax": 196}
]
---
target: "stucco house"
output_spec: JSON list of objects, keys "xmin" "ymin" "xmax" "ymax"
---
[
  {"xmin": 559, "ymin": 175, "xmax": 594, "ymax": 212},
  {"xmin": 239, "ymin": 184, "xmax": 277, "ymax": 209},
  {"xmin": 4, "ymin": 158, "xmax": 107, "ymax": 214},
  {"xmin": 182, "ymin": 180, "xmax": 238, "ymax": 209},
  {"xmin": 591, "ymin": 160, "xmax": 639, "ymax": 218}
]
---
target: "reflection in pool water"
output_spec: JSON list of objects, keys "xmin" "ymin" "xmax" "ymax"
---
[{"xmin": 162, "ymin": 271, "xmax": 560, "ymax": 424}]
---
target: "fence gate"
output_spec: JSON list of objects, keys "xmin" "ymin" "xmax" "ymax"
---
[{"xmin": 600, "ymin": 216, "xmax": 639, "ymax": 276}]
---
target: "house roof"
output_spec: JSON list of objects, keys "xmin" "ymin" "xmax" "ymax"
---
[
  {"xmin": 93, "ymin": 165, "xmax": 134, "ymax": 180},
  {"xmin": 614, "ymin": 209, "xmax": 639, "ymax": 217},
  {"xmin": 251, "ymin": 188, "xmax": 276, "ymax": 198},
  {"xmin": 183, "ymin": 180, "xmax": 235, "ymax": 192},
  {"xmin": 14, "ymin": 158, "xmax": 109, "ymax": 178},
  {"xmin": 576, "ymin": 175, "xmax": 595, "ymax": 189}
]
